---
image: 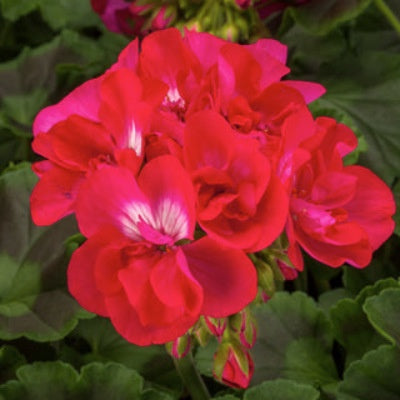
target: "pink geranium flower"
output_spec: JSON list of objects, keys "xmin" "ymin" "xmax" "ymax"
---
[
  {"xmin": 183, "ymin": 110, "xmax": 288, "ymax": 252},
  {"xmin": 68, "ymin": 156, "xmax": 257, "ymax": 345},
  {"xmin": 287, "ymin": 117, "xmax": 395, "ymax": 269},
  {"xmin": 30, "ymin": 69, "xmax": 166, "ymax": 225}
]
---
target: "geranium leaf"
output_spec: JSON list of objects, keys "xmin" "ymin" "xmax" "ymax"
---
[
  {"xmin": 337, "ymin": 345, "xmax": 400, "ymax": 400},
  {"xmin": 0, "ymin": 345, "xmax": 26, "ymax": 383},
  {"xmin": 285, "ymin": 338, "xmax": 339, "ymax": 387},
  {"xmin": 363, "ymin": 288, "xmax": 400, "ymax": 348},
  {"xmin": 282, "ymin": 0, "xmax": 372, "ymax": 35},
  {"xmin": 250, "ymin": 292, "xmax": 332, "ymax": 384},
  {"xmin": 77, "ymin": 362, "xmax": 143, "ymax": 399},
  {"xmin": 0, "ymin": 361, "xmax": 146, "ymax": 400},
  {"xmin": 244, "ymin": 379, "xmax": 320, "ymax": 400},
  {"xmin": 330, "ymin": 278, "xmax": 400, "ymax": 364},
  {"xmin": 62, "ymin": 317, "xmax": 181, "ymax": 395},
  {"xmin": 0, "ymin": 164, "xmax": 92, "ymax": 341},
  {"xmin": 0, "ymin": 0, "xmax": 39, "ymax": 21}
]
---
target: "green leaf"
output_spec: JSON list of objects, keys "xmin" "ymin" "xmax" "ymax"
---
[
  {"xmin": 244, "ymin": 379, "xmax": 320, "ymax": 400},
  {"xmin": 282, "ymin": 0, "xmax": 372, "ymax": 35},
  {"xmin": 363, "ymin": 288, "xmax": 400, "ymax": 347},
  {"xmin": 285, "ymin": 338, "xmax": 338, "ymax": 387},
  {"xmin": 0, "ymin": 165, "xmax": 92, "ymax": 341},
  {"xmin": 0, "ymin": 0, "xmax": 39, "ymax": 21},
  {"xmin": 343, "ymin": 250, "xmax": 400, "ymax": 295},
  {"xmin": 330, "ymin": 278, "xmax": 399, "ymax": 364},
  {"xmin": 318, "ymin": 288, "xmax": 351, "ymax": 314},
  {"xmin": 77, "ymin": 362, "xmax": 144, "ymax": 400},
  {"xmin": 0, "ymin": 361, "xmax": 146, "ymax": 400},
  {"xmin": 211, "ymin": 396, "xmax": 239, "ymax": 400},
  {"xmin": 0, "ymin": 345, "xmax": 26, "ymax": 383},
  {"xmin": 337, "ymin": 345, "xmax": 400, "ymax": 400},
  {"xmin": 283, "ymin": 7, "xmax": 400, "ymax": 184},
  {"xmin": 250, "ymin": 292, "xmax": 332, "ymax": 384},
  {"xmin": 141, "ymin": 389, "xmax": 176, "ymax": 400},
  {"xmin": 61, "ymin": 317, "xmax": 181, "ymax": 393},
  {"xmin": 38, "ymin": 0, "xmax": 100, "ymax": 30}
]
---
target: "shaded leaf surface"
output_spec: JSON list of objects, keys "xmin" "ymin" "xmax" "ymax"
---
[
  {"xmin": 337, "ymin": 345, "xmax": 400, "ymax": 400},
  {"xmin": 0, "ymin": 165, "xmax": 91, "ymax": 341}
]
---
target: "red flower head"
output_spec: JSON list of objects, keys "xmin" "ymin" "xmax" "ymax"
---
[
  {"xmin": 287, "ymin": 117, "xmax": 395, "ymax": 269},
  {"xmin": 68, "ymin": 156, "xmax": 257, "ymax": 345},
  {"xmin": 184, "ymin": 110, "xmax": 288, "ymax": 252},
  {"xmin": 31, "ymin": 69, "xmax": 166, "ymax": 225}
]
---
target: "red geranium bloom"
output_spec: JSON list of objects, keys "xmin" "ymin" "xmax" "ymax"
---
[
  {"xmin": 31, "ymin": 69, "xmax": 166, "ymax": 225},
  {"xmin": 184, "ymin": 110, "xmax": 288, "ymax": 252},
  {"xmin": 68, "ymin": 156, "xmax": 257, "ymax": 345},
  {"xmin": 287, "ymin": 117, "xmax": 395, "ymax": 269}
]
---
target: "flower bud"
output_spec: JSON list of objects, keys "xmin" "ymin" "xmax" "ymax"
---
[
  {"xmin": 204, "ymin": 316, "xmax": 227, "ymax": 339},
  {"xmin": 229, "ymin": 310, "xmax": 256, "ymax": 348},
  {"xmin": 256, "ymin": 260, "xmax": 276, "ymax": 296},
  {"xmin": 193, "ymin": 317, "xmax": 211, "ymax": 347},
  {"xmin": 277, "ymin": 259, "xmax": 298, "ymax": 281},
  {"xmin": 166, "ymin": 334, "xmax": 191, "ymax": 359},
  {"xmin": 213, "ymin": 342, "xmax": 254, "ymax": 389}
]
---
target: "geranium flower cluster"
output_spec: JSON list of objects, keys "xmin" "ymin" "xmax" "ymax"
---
[{"xmin": 30, "ymin": 28, "xmax": 395, "ymax": 388}]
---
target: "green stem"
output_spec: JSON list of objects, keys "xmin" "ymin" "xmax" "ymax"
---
[
  {"xmin": 374, "ymin": 0, "xmax": 400, "ymax": 35},
  {"xmin": 173, "ymin": 352, "xmax": 211, "ymax": 400}
]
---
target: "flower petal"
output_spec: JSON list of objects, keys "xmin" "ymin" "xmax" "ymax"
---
[{"xmin": 183, "ymin": 236, "xmax": 257, "ymax": 317}]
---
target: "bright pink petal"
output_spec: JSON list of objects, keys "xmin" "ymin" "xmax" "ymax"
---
[
  {"xmin": 139, "ymin": 28, "xmax": 200, "ymax": 95},
  {"xmin": 110, "ymin": 38, "xmax": 139, "ymax": 71},
  {"xmin": 45, "ymin": 115, "xmax": 114, "ymax": 171},
  {"xmin": 138, "ymin": 155, "xmax": 196, "ymax": 241},
  {"xmin": 344, "ymin": 166, "xmax": 395, "ymax": 250},
  {"xmin": 311, "ymin": 171, "xmax": 357, "ymax": 208},
  {"xmin": 30, "ymin": 165, "xmax": 84, "ymax": 225},
  {"xmin": 283, "ymin": 81, "xmax": 326, "ymax": 104},
  {"xmin": 202, "ymin": 174, "xmax": 288, "ymax": 252},
  {"xmin": 184, "ymin": 29, "xmax": 226, "ymax": 71},
  {"xmin": 109, "ymin": 249, "xmax": 202, "ymax": 345},
  {"xmin": 246, "ymin": 38, "xmax": 287, "ymax": 64},
  {"xmin": 105, "ymin": 290, "xmax": 199, "ymax": 345},
  {"xmin": 150, "ymin": 248, "xmax": 203, "ymax": 313},
  {"xmin": 99, "ymin": 69, "xmax": 166, "ymax": 154},
  {"xmin": 295, "ymin": 225, "xmax": 372, "ymax": 268},
  {"xmin": 184, "ymin": 110, "xmax": 235, "ymax": 171},
  {"xmin": 183, "ymin": 236, "xmax": 257, "ymax": 318},
  {"xmin": 33, "ymin": 77, "xmax": 101, "ymax": 136},
  {"xmin": 75, "ymin": 165, "xmax": 149, "ymax": 238},
  {"xmin": 67, "ymin": 227, "xmax": 126, "ymax": 316}
]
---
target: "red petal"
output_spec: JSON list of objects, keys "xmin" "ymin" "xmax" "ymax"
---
[
  {"xmin": 33, "ymin": 77, "xmax": 101, "ymax": 136},
  {"xmin": 184, "ymin": 110, "xmax": 235, "ymax": 171},
  {"xmin": 67, "ymin": 227, "xmax": 126, "ymax": 316},
  {"xmin": 138, "ymin": 155, "xmax": 196, "ymax": 241},
  {"xmin": 75, "ymin": 165, "xmax": 147, "ymax": 237},
  {"xmin": 30, "ymin": 165, "xmax": 84, "ymax": 225},
  {"xmin": 183, "ymin": 237, "xmax": 257, "ymax": 318},
  {"xmin": 344, "ymin": 166, "xmax": 395, "ymax": 250}
]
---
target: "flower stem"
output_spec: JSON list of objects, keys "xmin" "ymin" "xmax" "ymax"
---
[
  {"xmin": 374, "ymin": 0, "xmax": 400, "ymax": 35},
  {"xmin": 173, "ymin": 352, "xmax": 211, "ymax": 400}
]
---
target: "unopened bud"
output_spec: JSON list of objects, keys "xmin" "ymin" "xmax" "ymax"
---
[
  {"xmin": 166, "ymin": 334, "xmax": 191, "ymax": 359},
  {"xmin": 213, "ymin": 341, "xmax": 254, "ymax": 389},
  {"xmin": 204, "ymin": 316, "xmax": 227, "ymax": 339}
]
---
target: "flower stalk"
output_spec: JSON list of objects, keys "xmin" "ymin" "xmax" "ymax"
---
[
  {"xmin": 374, "ymin": 0, "xmax": 400, "ymax": 35},
  {"xmin": 173, "ymin": 351, "xmax": 211, "ymax": 400}
]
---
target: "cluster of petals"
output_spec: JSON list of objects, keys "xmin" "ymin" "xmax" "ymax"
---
[{"xmin": 31, "ymin": 27, "xmax": 395, "ymax": 349}]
